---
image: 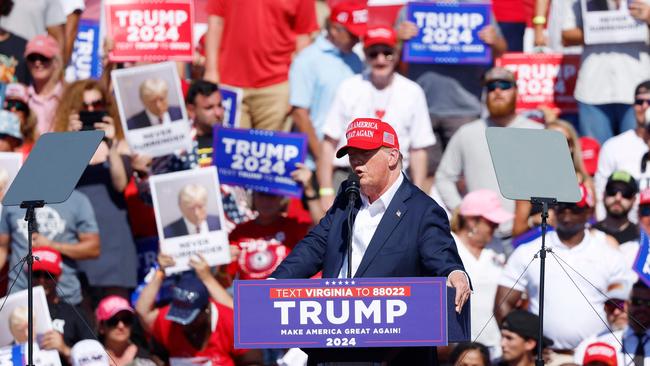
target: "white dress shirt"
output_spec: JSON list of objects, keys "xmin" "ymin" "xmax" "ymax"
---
[
  {"xmin": 145, "ymin": 110, "xmax": 172, "ymax": 126},
  {"xmin": 338, "ymin": 174, "xmax": 404, "ymax": 278},
  {"xmin": 183, "ymin": 217, "xmax": 209, "ymax": 235}
]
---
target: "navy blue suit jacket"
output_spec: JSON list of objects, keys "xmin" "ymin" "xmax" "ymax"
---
[
  {"xmin": 163, "ymin": 214, "xmax": 221, "ymax": 239},
  {"xmin": 272, "ymin": 177, "xmax": 465, "ymax": 279},
  {"xmin": 271, "ymin": 177, "xmax": 467, "ymax": 364},
  {"xmin": 126, "ymin": 106, "xmax": 183, "ymax": 130}
]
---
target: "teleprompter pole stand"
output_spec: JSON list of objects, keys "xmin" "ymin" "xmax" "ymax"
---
[
  {"xmin": 530, "ymin": 197, "xmax": 556, "ymax": 366},
  {"xmin": 21, "ymin": 200, "xmax": 45, "ymax": 366},
  {"xmin": 0, "ymin": 130, "xmax": 104, "ymax": 366}
]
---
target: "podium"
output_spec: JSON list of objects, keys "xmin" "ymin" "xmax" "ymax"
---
[{"xmin": 234, "ymin": 277, "xmax": 470, "ymax": 362}]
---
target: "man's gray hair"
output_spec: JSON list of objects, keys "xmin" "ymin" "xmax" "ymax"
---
[
  {"xmin": 178, "ymin": 183, "xmax": 209, "ymax": 205},
  {"xmin": 139, "ymin": 78, "xmax": 169, "ymax": 99}
]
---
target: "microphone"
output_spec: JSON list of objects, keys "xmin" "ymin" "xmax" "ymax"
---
[{"xmin": 345, "ymin": 172, "xmax": 360, "ymax": 206}]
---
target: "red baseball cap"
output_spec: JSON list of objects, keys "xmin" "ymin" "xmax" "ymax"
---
[
  {"xmin": 32, "ymin": 247, "xmax": 62, "ymax": 277},
  {"xmin": 96, "ymin": 295, "xmax": 134, "ymax": 322},
  {"xmin": 582, "ymin": 342, "xmax": 617, "ymax": 366},
  {"xmin": 576, "ymin": 183, "xmax": 595, "ymax": 208},
  {"xmin": 363, "ymin": 26, "xmax": 397, "ymax": 48},
  {"xmin": 580, "ymin": 136, "xmax": 600, "ymax": 176},
  {"xmin": 336, "ymin": 118, "xmax": 399, "ymax": 158},
  {"xmin": 25, "ymin": 34, "xmax": 61, "ymax": 59},
  {"xmin": 330, "ymin": 2, "xmax": 368, "ymax": 37},
  {"xmin": 640, "ymin": 188, "xmax": 650, "ymax": 205}
]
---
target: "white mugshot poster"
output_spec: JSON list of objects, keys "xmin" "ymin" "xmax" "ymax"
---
[
  {"xmin": 111, "ymin": 62, "xmax": 192, "ymax": 157},
  {"xmin": 581, "ymin": 0, "xmax": 650, "ymax": 44},
  {"xmin": 150, "ymin": 166, "xmax": 230, "ymax": 274}
]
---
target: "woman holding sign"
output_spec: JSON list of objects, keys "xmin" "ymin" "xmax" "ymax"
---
[{"xmin": 53, "ymin": 79, "xmax": 138, "ymax": 305}]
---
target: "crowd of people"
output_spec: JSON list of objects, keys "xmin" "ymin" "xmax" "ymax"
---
[{"xmin": 0, "ymin": 0, "xmax": 650, "ymax": 365}]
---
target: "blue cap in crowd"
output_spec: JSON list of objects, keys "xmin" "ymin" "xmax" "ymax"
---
[{"xmin": 166, "ymin": 273, "xmax": 209, "ymax": 325}]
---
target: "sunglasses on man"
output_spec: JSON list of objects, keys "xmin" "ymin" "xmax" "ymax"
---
[
  {"xmin": 486, "ymin": 80, "xmax": 515, "ymax": 92},
  {"xmin": 604, "ymin": 298, "xmax": 626, "ymax": 313},
  {"xmin": 605, "ymin": 186, "xmax": 636, "ymax": 199}
]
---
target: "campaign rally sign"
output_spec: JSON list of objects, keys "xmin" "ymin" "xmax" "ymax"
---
[
  {"xmin": 634, "ymin": 230, "xmax": 650, "ymax": 287},
  {"xmin": 496, "ymin": 53, "xmax": 580, "ymax": 113},
  {"xmin": 219, "ymin": 85, "xmax": 243, "ymax": 128},
  {"xmin": 404, "ymin": 1, "xmax": 491, "ymax": 64},
  {"xmin": 581, "ymin": 0, "xmax": 649, "ymax": 45},
  {"xmin": 149, "ymin": 167, "xmax": 231, "ymax": 274},
  {"xmin": 65, "ymin": 20, "xmax": 102, "ymax": 82},
  {"xmin": 105, "ymin": 0, "xmax": 194, "ymax": 62},
  {"xmin": 234, "ymin": 277, "xmax": 448, "ymax": 349},
  {"xmin": 213, "ymin": 128, "xmax": 307, "ymax": 198},
  {"xmin": 112, "ymin": 62, "xmax": 193, "ymax": 157}
]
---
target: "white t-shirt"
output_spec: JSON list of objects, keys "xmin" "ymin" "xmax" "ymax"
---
[
  {"xmin": 322, "ymin": 73, "xmax": 435, "ymax": 169},
  {"xmin": 60, "ymin": 0, "xmax": 85, "ymax": 16},
  {"xmin": 0, "ymin": 0, "xmax": 66, "ymax": 41},
  {"xmin": 562, "ymin": 0, "xmax": 650, "ymax": 104},
  {"xmin": 594, "ymin": 129, "xmax": 647, "ymax": 220},
  {"xmin": 499, "ymin": 229, "xmax": 632, "ymax": 349},
  {"xmin": 454, "ymin": 233, "xmax": 505, "ymax": 360}
]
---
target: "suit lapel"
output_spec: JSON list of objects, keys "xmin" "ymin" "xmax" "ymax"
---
[{"xmin": 354, "ymin": 180, "xmax": 412, "ymax": 277}]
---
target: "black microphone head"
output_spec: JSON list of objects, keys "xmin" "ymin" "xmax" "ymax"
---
[{"xmin": 345, "ymin": 172, "xmax": 360, "ymax": 195}]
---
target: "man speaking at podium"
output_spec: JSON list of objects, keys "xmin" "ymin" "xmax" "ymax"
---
[{"xmin": 271, "ymin": 118, "xmax": 470, "ymax": 364}]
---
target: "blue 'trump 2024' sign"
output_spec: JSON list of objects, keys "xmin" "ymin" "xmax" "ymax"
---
[
  {"xmin": 404, "ymin": 1, "xmax": 491, "ymax": 65},
  {"xmin": 234, "ymin": 277, "xmax": 448, "ymax": 349},
  {"xmin": 213, "ymin": 127, "xmax": 307, "ymax": 198}
]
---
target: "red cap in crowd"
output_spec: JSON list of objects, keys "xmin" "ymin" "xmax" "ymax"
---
[
  {"xmin": 582, "ymin": 342, "xmax": 617, "ymax": 366},
  {"xmin": 580, "ymin": 136, "xmax": 600, "ymax": 176},
  {"xmin": 576, "ymin": 183, "xmax": 595, "ymax": 209},
  {"xmin": 336, "ymin": 118, "xmax": 399, "ymax": 158},
  {"xmin": 363, "ymin": 26, "xmax": 397, "ymax": 48},
  {"xmin": 96, "ymin": 295, "xmax": 134, "ymax": 322},
  {"xmin": 32, "ymin": 247, "xmax": 62, "ymax": 277},
  {"xmin": 25, "ymin": 34, "xmax": 61, "ymax": 59},
  {"xmin": 329, "ymin": 2, "xmax": 368, "ymax": 37},
  {"xmin": 640, "ymin": 188, "xmax": 650, "ymax": 205}
]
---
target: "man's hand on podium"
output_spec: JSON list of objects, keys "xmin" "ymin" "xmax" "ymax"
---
[{"xmin": 448, "ymin": 271, "xmax": 471, "ymax": 313}]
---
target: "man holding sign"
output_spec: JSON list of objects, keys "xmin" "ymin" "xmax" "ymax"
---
[
  {"xmin": 272, "ymin": 118, "xmax": 470, "ymax": 364},
  {"xmin": 562, "ymin": 0, "xmax": 650, "ymax": 143},
  {"xmin": 397, "ymin": 1, "xmax": 507, "ymax": 189}
]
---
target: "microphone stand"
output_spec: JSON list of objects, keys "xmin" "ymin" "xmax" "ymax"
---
[{"xmin": 345, "ymin": 176, "xmax": 360, "ymax": 279}]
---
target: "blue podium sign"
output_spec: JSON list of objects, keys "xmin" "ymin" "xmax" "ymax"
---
[
  {"xmin": 234, "ymin": 277, "xmax": 458, "ymax": 349},
  {"xmin": 403, "ymin": 1, "xmax": 492, "ymax": 65},
  {"xmin": 213, "ymin": 127, "xmax": 307, "ymax": 198}
]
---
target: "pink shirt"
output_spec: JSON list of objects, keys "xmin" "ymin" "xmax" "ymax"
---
[{"xmin": 28, "ymin": 82, "xmax": 63, "ymax": 134}]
